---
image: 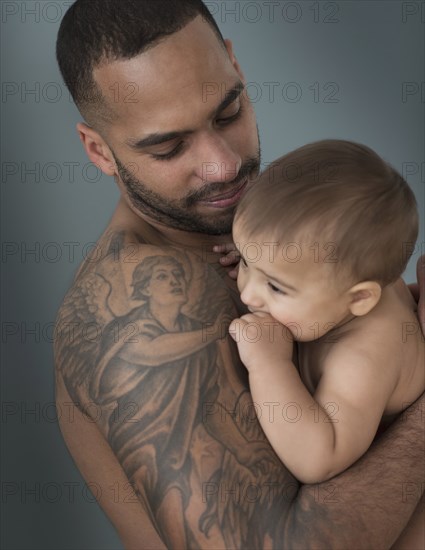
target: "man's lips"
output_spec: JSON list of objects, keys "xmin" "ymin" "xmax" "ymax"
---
[{"xmin": 199, "ymin": 179, "xmax": 248, "ymax": 208}]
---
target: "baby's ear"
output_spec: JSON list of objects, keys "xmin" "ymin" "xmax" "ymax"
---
[{"xmin": 347, "ymin": 281, "xmax": 382, "ymax": 316}]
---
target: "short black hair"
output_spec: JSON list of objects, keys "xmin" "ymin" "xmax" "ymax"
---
[{"xmin": 56, "ymin": 0, "xmax": 225, "ymax": 128}]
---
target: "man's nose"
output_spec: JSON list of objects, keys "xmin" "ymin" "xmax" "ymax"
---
[{"xmin": 195, "ymin": 132, "xmax": 242, "ymax": 183}]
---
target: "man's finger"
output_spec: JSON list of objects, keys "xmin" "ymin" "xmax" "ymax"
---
[
  {"xmin": 228, "ymin": 267, "xmax": 239, "ymax": 280},
  {"xmin": 219, "ymin": 252, "xmax": 239, "ymax": 266},
  {"xmin": 213, "ymin": 243, "xmax": 236, "ymax": 253}
]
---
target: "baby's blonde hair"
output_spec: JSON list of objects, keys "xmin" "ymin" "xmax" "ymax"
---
[{"xmin": 235, "ymin": 140, "xmax": 418, "ymax": 287}]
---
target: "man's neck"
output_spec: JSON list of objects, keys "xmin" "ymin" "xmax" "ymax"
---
[{"xmin": 110, "ymin": 197, "xmax": 233, "ymax": 253}]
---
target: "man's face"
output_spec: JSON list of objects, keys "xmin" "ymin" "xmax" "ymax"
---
[{"xmin": 94, "ymin": 16, "xmax": 260, "ymax": 235}]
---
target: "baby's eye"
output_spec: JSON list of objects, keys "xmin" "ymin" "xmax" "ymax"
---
[
  {"xmin": 240, "ymin": 257, "xmax": 248, "ymax": 268},
  {"xmin": 268, "ymin": 282, "xmax": 286, "ymax": 295}
]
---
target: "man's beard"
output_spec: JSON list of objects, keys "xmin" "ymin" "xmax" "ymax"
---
[{"xmin": 112, "ymin": 146, "xmax": 261, "ymax": 235}]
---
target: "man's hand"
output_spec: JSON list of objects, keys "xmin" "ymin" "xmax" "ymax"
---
[
  {"xmin": 213, "ymin": 242, "xmax": 240, "ymax": 279},
  {"xmin": 229, "ymin": 312, "xmax": 294, "ymax": 373}
]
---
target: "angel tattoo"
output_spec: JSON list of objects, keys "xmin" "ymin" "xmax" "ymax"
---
[{"xmin": 55, "ymin": 253, "xmax": 278, "ymax": 548}]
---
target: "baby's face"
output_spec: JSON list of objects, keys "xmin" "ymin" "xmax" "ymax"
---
[{"xmin": 233, "ymin": 224, "xmax": 354, "ymax": 341}]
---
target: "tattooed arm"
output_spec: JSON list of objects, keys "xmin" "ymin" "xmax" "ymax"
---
[
  {"xmin": 55, "ymin": 240, "xmax": 424, "ymax": 549},
  {"xmin": 55, "ymin": 373, "xmax": 167, "ymax": 550}
]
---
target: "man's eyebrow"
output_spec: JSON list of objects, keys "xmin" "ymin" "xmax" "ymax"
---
[
  {"xmin": 215, "ymin": 80, "xmax": 245, "ymax": 116},
  {"xmin": 125, "ymin": 81, "xmax": 245, "ymax": 151},
  {"xmin": 126, "ymin": 130, "xmax": 191, "ymax": 150}
]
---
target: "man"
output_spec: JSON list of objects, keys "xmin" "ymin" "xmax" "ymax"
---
[{"xmin": 54, "ymin": 1, "xmax": 424, "ymax": 548}]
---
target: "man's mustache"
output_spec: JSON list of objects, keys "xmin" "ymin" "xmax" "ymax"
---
[{"xmin": 185, "ymin": 156, "xmax": 261, "ymax": 206}]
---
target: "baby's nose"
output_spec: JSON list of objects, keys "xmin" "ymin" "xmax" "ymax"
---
[{"xmin": 240, "ymin": 285, "xmax": 264, "ymax": 309}]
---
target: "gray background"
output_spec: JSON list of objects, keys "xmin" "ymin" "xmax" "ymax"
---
[{"xmin": 1, "ymin": 1, "xmax": 424, "ymax": 548}]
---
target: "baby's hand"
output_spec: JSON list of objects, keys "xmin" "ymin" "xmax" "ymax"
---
[
  {"xmin": 229, "ymin": 312, "xmax": 294, "ymax": 373},
  {"xmin": 213, "ymin": 243, "xmax": 240, "ymax": 280}
]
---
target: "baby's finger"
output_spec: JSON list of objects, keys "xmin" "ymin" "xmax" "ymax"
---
[
  {"xmin": 229, "ymin": 317, "xmax": 254, "ymax": 339},
  {"xmin": 239, "ymin": 313, "xmax": 263, "ymax": 324},
  {"xmin": 228, "ymin": 318, "xmax": 241, "ymax": 341}
]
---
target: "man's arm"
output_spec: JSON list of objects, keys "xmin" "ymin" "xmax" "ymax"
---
[
  {"xmin": 55, "ymin": 373, "xmax": 167, "ymax": 550},
  {"xmin": 286, "ymin": 393, "xmax": 424, "ymax": 548}
]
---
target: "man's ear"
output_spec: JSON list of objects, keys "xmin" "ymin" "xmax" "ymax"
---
[
  {"xmin": 224, "ymin": 39, "xmax": 246, "ymax": 82},
  {"xmin": 347, "ymin": 281, "xmax": 382, "ymax": 316},
  {"xmin": 76, "ymin": 122, "xmax": 116, "ymax": 176}
]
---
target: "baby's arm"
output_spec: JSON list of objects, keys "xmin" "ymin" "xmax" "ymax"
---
[{"xmin": 230, "ymin": 313, "xmax": 398, "ymax": 484}]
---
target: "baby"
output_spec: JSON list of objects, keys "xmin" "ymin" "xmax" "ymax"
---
[{"xmin": 223, "ymin": 139, "xmax": 424, "ymax": 484}]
